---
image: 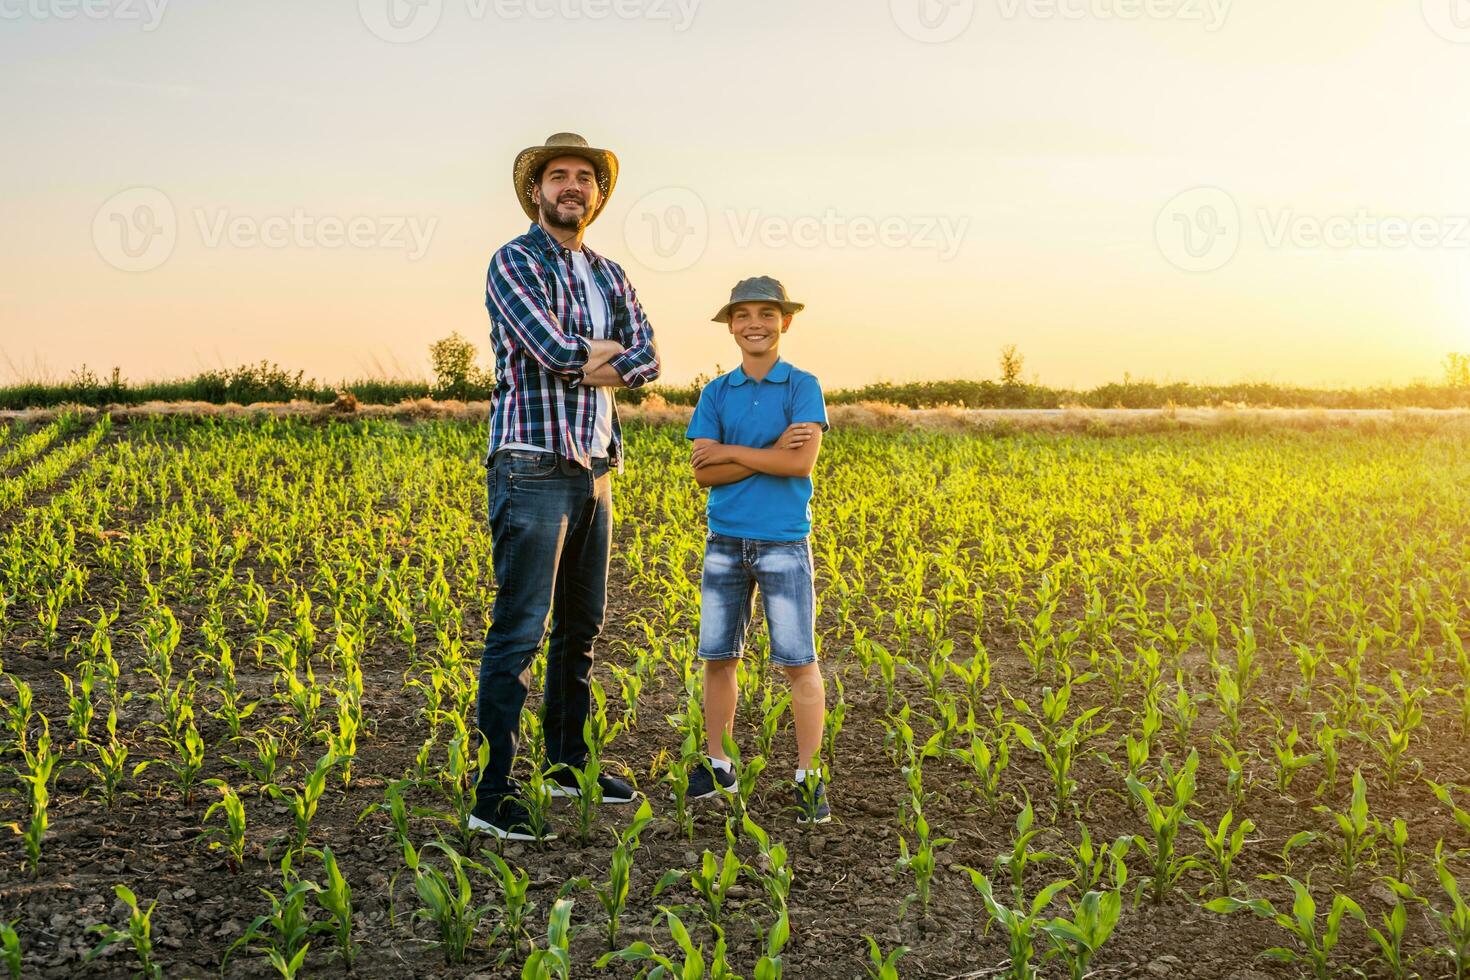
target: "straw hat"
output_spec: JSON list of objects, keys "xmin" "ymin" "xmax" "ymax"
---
[
  {"xmin": 512, "ymin": 132, "xmax": 619, "ymax": 225},
  {"xmin": 711, "ymin": 276, "xmax": 806, "ymax": 323}
]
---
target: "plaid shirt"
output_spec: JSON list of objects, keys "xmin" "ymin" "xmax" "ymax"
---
[{"xmin": 484, "ymin": 223, "xmax": 660, "ymax": 469}]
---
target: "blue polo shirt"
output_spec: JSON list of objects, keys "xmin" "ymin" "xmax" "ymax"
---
[{"xmin": 685, "ymin": 359, "xmax": 829, "ymax": 542}]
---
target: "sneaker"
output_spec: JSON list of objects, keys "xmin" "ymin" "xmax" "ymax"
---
[
  {"xmin": 685, "ymin": 759, "xmax": 737, "ymax": 800},
  {"xmin": 546, "ymin": 767, "xmax": 639, "ymax": 804},
  {"xmin": 794, "ymin": 776, "xmax": 831, "ymax": 825},
  {"xmin": 468, "ymin": 794, "xmax": 555, "ymax": 842}
]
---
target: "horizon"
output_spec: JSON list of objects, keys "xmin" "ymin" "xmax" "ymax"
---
[
  {"xmin": 3, "ymin": 346, "xmax": 1466, "ymax": 394},
  {"xmin": 4, "ymin": 2, "xmax": 1469, "ymax": 389}
]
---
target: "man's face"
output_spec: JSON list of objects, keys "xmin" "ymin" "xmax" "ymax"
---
[
  {"xmin": 536, "ymin": 155, "xmax": 601, "ymax": 232},
  {"xmin": 727, "ymin": 302, "xmax": 790, "ymax": 356}
]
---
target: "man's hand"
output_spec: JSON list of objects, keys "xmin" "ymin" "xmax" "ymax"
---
[
  {"xmin": 583, "ymin": 339, "xmax": 626, "ymax": 371},
  {"xmin": 577, "ymin": 340, "xmax": 629, "ymax": 387}
]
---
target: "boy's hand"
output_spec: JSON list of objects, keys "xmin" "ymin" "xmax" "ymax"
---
[
  {"xmin": 690, "ymin": 442, "xmax": 737, "ymax": 469},
  {"xmin": 777, "ymin": 423, "xmax": 819, "ymax": 450}
]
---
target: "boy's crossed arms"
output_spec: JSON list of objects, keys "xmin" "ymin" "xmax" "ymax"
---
[{"xmin": 689, "ymin": 422, "xmax": 824, "ymax": 487}]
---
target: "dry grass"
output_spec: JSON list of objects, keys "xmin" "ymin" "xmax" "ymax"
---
[{"xmin": 6, "ymin": 397, "xmax": 1470, "ymax": 436}]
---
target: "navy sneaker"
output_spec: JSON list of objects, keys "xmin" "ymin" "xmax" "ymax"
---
[
  {"xmin": 685, "ymin": 759, "xmax": 737, "ymax": 800},
  {"xmin": 468, "ymin": 794, "xmax": 556, "ymax": 842},
  {"xmin": 794, "ymin": 775, "xmax": 831, "ymax": 825},
  {"xmin": 546, "ymin": 767, "xmax": 639, "ymax": 804}
]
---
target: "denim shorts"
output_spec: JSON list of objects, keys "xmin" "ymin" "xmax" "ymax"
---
[{"xmin": 697, "ymin": 532, "xmax": 817, "ymax": 668}]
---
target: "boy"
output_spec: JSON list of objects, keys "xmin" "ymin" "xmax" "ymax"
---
[{"xmin": 684, "ymin": 276, "xmax": 831, "ymax": 824}]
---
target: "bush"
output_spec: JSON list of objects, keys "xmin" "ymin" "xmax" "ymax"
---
[
  {"xmin": 1446, "ymin": 353, "xmax": 1470, "ymax": 389},
  {"xmin": 428, "ymin": 333, "xmax": 494, "ymax": 400}
]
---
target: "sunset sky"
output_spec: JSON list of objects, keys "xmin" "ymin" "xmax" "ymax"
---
[{"xmin": 3, "ymin": 0, "xmax": 1469, "ymax": 389}]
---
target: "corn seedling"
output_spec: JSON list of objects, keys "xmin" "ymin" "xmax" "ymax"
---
[
  {"xmin": 7, "ymin": 718, "xmax": 57, "ymax": 876},
  {"xmin": 959, "ymin": 867, "xmax": 1073, "ymax": 980},
  {"xmin": 1270, "ymin": 724, "xmax": 1318, "ymax": 796},
  {"xmin": 1364, "ymin": 897, "xmax": 1412, "ymax": 980},
  {"xmin": 1384, "ymin": 842, "xmax": 1470, "ymax": 980},
  {"xmin": 1040, "ymin": 887, "xmax": 1123, "ymax": 980},
  {"xmin": 403, "ymin": 839, "xmax": 492, "ymax": 964},
  {"xmin": 953, "ymin": 724, "xmax": 1010, "ymax": 814},
  {"xmin": 200, "ymin": 777, "xmax": 249, "ymax": 873},
  {"xmin": 0, "ymin": 920, "xmax": 18, "ymax": 980},
  {"xmin": 743, "ymin": 813, "xmax": 795, "ymax": 912},
  {"xmin": 996, "ymin": 796, "xmax": 1056, "ymax": 903},
  {"xmin": 155, "ymin": 720, "xmax": 207, "ymax": 804},
  {"xmin": 593, "ymin": 797, "xmax": 655, "ymax": 949},
  {"xmin": 1065, "ymin": 822, "xmax": 1129, "ymax": 892},
  {"xmin": 665, "ymin": 691, "xmax": 703, "ymax": 840},
  {"xmin": 1, "ymin": 675, "xmax": 34, "ymax": 759},
  {"xmin": 227, "ymin": 854, "xmax": 320, "ymax": 979},
  {"xmin": 1313, "ymin": 768, "xmax": 1378, "ymax": 884},
  {"xmin": 1387, "ymin": 817, "xmax": 1410, "ymax": 881},
  {"xmin": 1009, "ymin": 672, "xmax": 1105, "ymax": 814},
  {"xmin": 722, "ymin": 730, "xmax": 766, "ymax": 826},
  {"xmin": 753, "ymin": 686, "xmax": 790, "ymax": 760},
  {"xmin": 514, "ymin": 709, "xmax": 558, "ymax": 844},
  {"xmin": 205, "ymin": 640, "xmax": 258, "ymax": 740},
  {"xmin": 657, "ymin": 841, "xmax": 743, "ymax": 927},
  {"xmin": 267, "ymin": 750, "xmax": 338, "ymax": 858},
  {"xmin": 1428, "ymin": 780, "xmax": 1470, "ymax": 839},
  {"xmin": 415, "ymin": 711, "xmax": 488, "ymax": 849},
  {"xmin": 58, "ymin": 661, "xmax": 96, "ymax": 743},
  {"xmin": 483, "ymin": 849, "xmax": 535, "ymax": 962},
  {"xmin": 1190, "ymin": 808, "xmax": 1254, "ymax": 899},
  {"xmin": 1207, "ymin": 875, "xmax": 1365, "ymax": 980},
  {"xmin": 225, "ymin": 727, "xmax": 289, "ymax": 790},
  {"xmin": 822, "ymin": 676, "xmax": 848, "ymax": 777},
  {"xmin": 77, "ymin": 707, "xmax": 139, "ymax": 808},
  {"xmin": 306, "ymin": 845, "xmax": 358, "ymax": 968},
  {"xmin": 520, "ymin": 897, "xmax": 575, "ymax": 980},
  {"xmin": 596, "ymin": 908, "xmax": 739, "ymax": 979},
  {"xmin": 1126, "ymin": 748, "xmax": 1199, "ymax": 905},
  {"xmin": 1280, "ymin": 830, "xmax": 1319, "ymax": 877},
  {"xmin": 556, "ymin": 717, "xmax": 607, "ymax": 846},
  {"xmin": 1314, "ymin": 719, "xmax": 1344, "ymax": 797},
  {"xmin": 86, "ymin": 884, "xmax": 163, "ymax": 980},
  {"xmin": 863, "ymin": 936, "xmax": 908, "ymax": 980},
  {"xmin": 895, "ymin": 804, "xmax": 953, "ymax": 917}
]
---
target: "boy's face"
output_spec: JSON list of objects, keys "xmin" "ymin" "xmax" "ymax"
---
[{"xmin": 727, "ymin": 302, "xmax": 791, "ymax": 356}]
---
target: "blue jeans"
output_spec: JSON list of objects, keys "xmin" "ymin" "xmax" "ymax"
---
[
  {"xmin": 697, "ymin": 532, "xmax": 817, "ymax": 668},
  {"xmin": 475, "ymin": 450, "xmax": 612, "ymax": 799}
]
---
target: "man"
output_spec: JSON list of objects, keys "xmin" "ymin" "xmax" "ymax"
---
[{"xmin": 471, "ymin": 132, "xmax": 660, "ymax": 841}]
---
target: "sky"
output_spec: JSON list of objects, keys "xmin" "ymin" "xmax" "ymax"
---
[{"xmin": 3, "ymin": 0, "xmax": 1469, "ymax": 390}]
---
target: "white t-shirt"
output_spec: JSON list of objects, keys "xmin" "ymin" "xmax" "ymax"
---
[
  {"xmin": 500, "ymin": 249, "xmax": 614, "ymax": 459},
  {"xmin": 570, "ymin": 249, "xmax": 613, "ymax": 459}
]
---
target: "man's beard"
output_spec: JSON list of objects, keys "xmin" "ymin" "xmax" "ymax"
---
[{"xmin": 539, "ymin": 191, "xmax": 590, "ymax": 232}]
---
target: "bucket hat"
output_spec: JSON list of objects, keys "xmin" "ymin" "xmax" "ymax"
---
[{"xmin": 711, "ymin": 276, "xmax": 805, "ymax": 323}]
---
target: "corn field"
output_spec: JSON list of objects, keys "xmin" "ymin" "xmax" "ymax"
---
[{"xmin": 2, "ymin": 413, "xmax": 1469, "ymax": 979}]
